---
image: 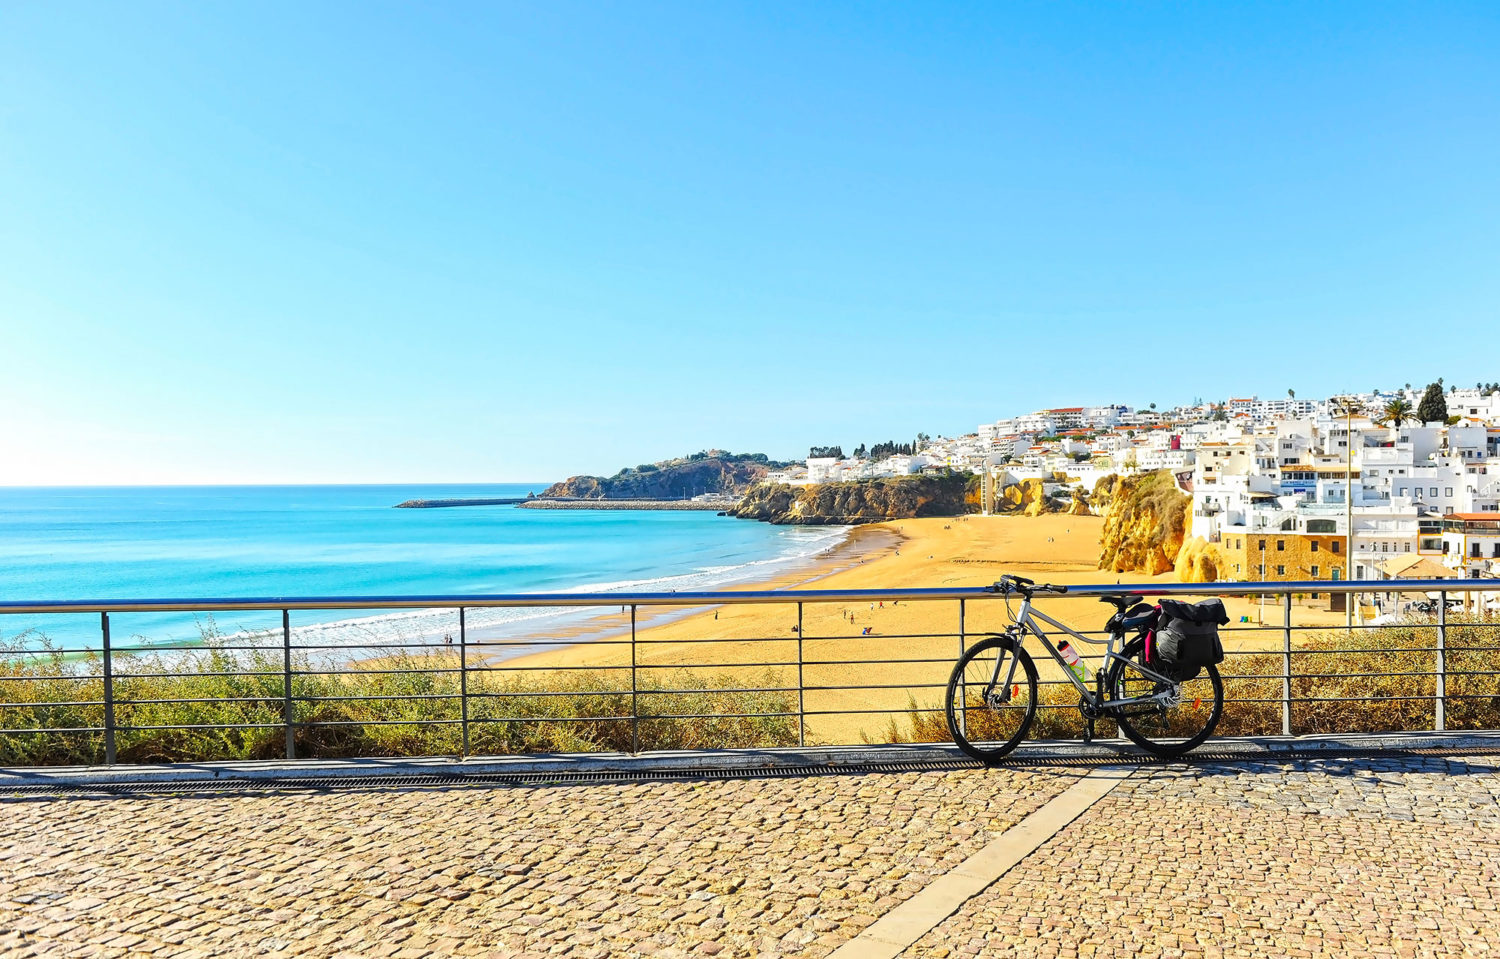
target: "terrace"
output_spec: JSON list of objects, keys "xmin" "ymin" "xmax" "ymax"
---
[{"xmin": 4, "ymin": 582, "xmax": 1500, "ymax": 957}]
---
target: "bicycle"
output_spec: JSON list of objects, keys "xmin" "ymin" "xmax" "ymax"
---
[{"xmin": 944, "ymin": 574, "xmax": 1225, "ymax": 761}]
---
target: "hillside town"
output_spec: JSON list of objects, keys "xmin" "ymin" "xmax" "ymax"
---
[{"xmin": 777, "ymin": 383, "xmax": 1500, "ymax": 586}]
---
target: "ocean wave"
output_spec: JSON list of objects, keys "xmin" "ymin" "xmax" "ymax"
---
[{"xmin": 227, "ymin": 525, "xmax": 851, "ymax": 653}]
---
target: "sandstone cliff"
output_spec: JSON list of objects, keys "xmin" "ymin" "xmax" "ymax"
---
[
  {"xmin": 728, "ymin": 473, "xmax": 973, "ymax": 525},
  {"xmin": 995, "ymin": 478, "xmax": 1052, "ymax": 516},
  {"xmin": 1174, "ymin": 536, "xmax": 1225, "ymax": 584},
  {"xmin": 1095, "ymin": 471, "xmax": 1191, "ymax": 576},
  {"xmin": 542, "ymin": 452, "xmax": 790, "ymax": 500}
]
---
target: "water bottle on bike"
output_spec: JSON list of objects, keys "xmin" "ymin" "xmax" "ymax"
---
[{"xmin": 1057, "ymin": 640, "xmax": 1088, "ymax": 683}]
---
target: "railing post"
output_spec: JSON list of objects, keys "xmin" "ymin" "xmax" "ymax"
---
[
  {"xmin": 1281, "ymin": 592, "xmax": 1293, "ymax": 737},
  {"xmin": 282, "ymin": 609, "xmax": 295, "ymax": 760},
  {"xmin": 459, "ymin": 607, "xmax": 470, "ymax": 758},
  {"xmin": 101, "ymin": 612, "xmax": 116, "ymax": 766},
  {"xmin": 1436, "ymin": 590, "xmax": 1447, "ymax": 732},
  {"xmin": 957, "ymin": 599, "xmax": 967, "ymax": 739},
  {"xmin": 630, "ymin": 605, "xmax": 639, "ymax": 754},
  {"xmin": 796, "ymin": 602, "xmax": 805, "ymax": 748}
]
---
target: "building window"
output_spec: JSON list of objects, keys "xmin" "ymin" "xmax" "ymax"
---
[
  {"xmin": 1332, "ymin": 567, "xmax": 1342, "ymax": 580},
  {"xmin": 1258, "ymin": 539, "xmax": 1266, "ymax": 550},
  {"xmin": 1404, "ymin": 542, "xmax": 1411, "ymax": 552},
  {"xmin": 1277, "ymin": 540, "xmax": 1285, "ymax": 551},
  {"xmin": 1446, "ymin": 488, "xmax": 1454, "ymax": 497},
  {"xmin": 1276, "ymin": 565, "xmax": 1286, "ymax": 576},
  {"xmin": 1310, "ymin": 565, "xmax": 1320, "ymax": 577},
  {"xmin": 1332, "ymin": 541, "xmax": 1341, "ymax": 553},
  {"xmin": 1311, "ymin": 541, "xmax": 1319, "ymax": 553},
  {"xmin": 1432, "ymin": 488, "xmax": 1439, "ymax": 497}
]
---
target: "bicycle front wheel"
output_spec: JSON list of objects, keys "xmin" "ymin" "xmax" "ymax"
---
[
  {"xmin": 1104, "ymin": 635, "xmax": 1223, "ymax": 757},
  {"xmin": 945, "ymin": 636, "xmax": 1038, "ymax": 764}
]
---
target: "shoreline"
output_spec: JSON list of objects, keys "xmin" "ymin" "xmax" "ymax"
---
[
  {"xmin": 485, "ymin": 513, "xmax": 1358, "ymax": 744},
  {"xmin": 423, "ymin": 523, "xmax": 902, "ymax": 665}
]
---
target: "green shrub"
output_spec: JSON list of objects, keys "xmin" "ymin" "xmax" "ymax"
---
[{"xmin": 0, "ymin": 629, "xmax": 799, "ymax": 765}]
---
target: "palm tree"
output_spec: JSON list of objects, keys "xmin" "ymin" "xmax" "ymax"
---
[{"xmin": 1381, "ymin": 397, "xmax": 1415, "ymax": 429}]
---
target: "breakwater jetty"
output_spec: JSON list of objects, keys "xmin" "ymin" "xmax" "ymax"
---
[
  {"xmin": 394, "ymin": 498, "xmax": 531, "ymax": 509},
  {"xmin": 517, "ymin": 499, "xmax": 730, "ymax": 511}
]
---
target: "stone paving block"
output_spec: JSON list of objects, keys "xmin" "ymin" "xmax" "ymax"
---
[
  {"xmin": 1, "ymin": 766, "xmax": 1074, "ymax": 957},
  {"xmin": 899, "ymin": 755, "xmax": 1500, "ymax": 958}
]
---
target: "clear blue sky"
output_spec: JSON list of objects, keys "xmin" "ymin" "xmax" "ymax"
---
[{"xmin": 3, "ymin": 2, "xmax": 1497, "ymax": 484}]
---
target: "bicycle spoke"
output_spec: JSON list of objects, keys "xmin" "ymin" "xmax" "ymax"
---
[
  {"xmin": 1108, "ymin": 636, "xmax": 1223, "ymax": 756},
  {"xmin": 954, "ymin": 645, "xmax": 1033, "ymax": 745}
]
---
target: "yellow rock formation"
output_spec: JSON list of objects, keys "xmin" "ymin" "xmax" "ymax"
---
[
  {"xmin": 1173, "ymin": 536, "xmax": 1225, "ymax": 583},
  {"xmin": 1095, "ymin": 472, "xmax": 1191, "ymax": 577}
]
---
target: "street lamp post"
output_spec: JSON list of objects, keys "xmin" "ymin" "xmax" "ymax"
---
[{"xmin": 1333, "ymin": 395, "xmax": 1359, "ymax": 627}]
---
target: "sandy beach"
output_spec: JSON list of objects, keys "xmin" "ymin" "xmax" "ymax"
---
[{"xmin": 479, "ymin": 514, "xmax": 1355, "ymax": 744}]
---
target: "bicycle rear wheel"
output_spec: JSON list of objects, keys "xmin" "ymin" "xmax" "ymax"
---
[
  {"xmin": 945, "ymin": 636, "xmax": 1038, "ymax": 763},
  {"xmin": 1104, "ymin": 635, "xmax": 1223, "ymax": 757}
]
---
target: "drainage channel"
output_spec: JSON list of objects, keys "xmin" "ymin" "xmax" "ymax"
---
[{"xmin": 2, "ymin": 743, "xmax": 1496, "ymax": 799}]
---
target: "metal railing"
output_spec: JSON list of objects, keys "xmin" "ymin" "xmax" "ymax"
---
[{"xmin": 2, "ymin": 579, "xmax": 1499, "ymax": 766}]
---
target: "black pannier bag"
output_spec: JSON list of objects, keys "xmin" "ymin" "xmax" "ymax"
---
[{"xmin": 1151, "ymin": 599, "xmax": 1229, "ymax": 681}]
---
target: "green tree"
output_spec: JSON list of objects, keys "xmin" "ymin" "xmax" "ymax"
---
[
  {"xmin": 1416, "ymin": 382, "xmax": 1449, "ymax": 424},
  {"xmin": 1210, "ymin": 403, "xmax": 1228, "ymax": 422},
  {"xmin": 1287, "ymin": 388, "xmax": 1295, "ymax": 399}
]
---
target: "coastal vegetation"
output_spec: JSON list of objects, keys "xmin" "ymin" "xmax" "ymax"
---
[
  {"xmin": 10, "ymin": 615, "xmax": 1493, "ymax": 766},
  {"xmin": 728, "ymin": 472, "xmax": 974, "ymax": 525},
  {"xmin": 879, "ymin": 617, "xmax": 1500, "ymax": 744},
  {"xmin": 541, "ymin": 451, "xmax": 793, "ymax": 500},
  {"xmin": 0, "ymin": 630, "xmax": 798, "ymax": 766}
]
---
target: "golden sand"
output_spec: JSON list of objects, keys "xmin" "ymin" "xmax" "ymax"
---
[{"xmin": 483, "ymin": 514, "xmax": 1350, "ymax": 744}]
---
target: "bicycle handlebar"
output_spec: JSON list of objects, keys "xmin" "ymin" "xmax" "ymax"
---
[{"xmin": 989, "ymin": 574, "xmax": 1068, "ymax": 597}]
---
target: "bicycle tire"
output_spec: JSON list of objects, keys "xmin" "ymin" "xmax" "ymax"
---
[
  {"xmin": 945, "ymin": 635, "xmax": 1038, "ymax": 764},
  {"xmin": 1103, "ymin": 635, "xmax": 1223, "ymax": 757}
]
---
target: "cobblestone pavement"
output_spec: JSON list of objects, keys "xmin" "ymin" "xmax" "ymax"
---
[
  {"xmin": 0, "ymin": 766, "xmax": 1080, "ymax": 959},
  {"xmin": 903, "ymin": 754, "xmax": 1500, "ymax": 958}
]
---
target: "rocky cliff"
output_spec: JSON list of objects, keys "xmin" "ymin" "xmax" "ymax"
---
[
  {"xmin": 728, "ymin": 473, "xmax": 974, "ymax": 525},
  {"xmin": 542, "ymin": 452, "xmax": 790, "ymax": 500},
  {"xmin": 992, "ymin": 477, "xmax": 1093, "ymax": 517},
  {"xmin": 1094, "ymin": 472, "xmax": 1192, "ymax": 576},
  {"xmin": 1174, "ymin": 536, "xmax": 1226, "ymax": 584}
]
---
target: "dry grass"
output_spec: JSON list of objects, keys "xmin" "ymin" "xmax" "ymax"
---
[
  {"xmin": 7, "ymin": 617, "xmax": 1499, "ymax": 765},
  {"xmin": 0, "ymin": 631, "xmax": 798, "ymax": 766},
  {"xmin": 875, "ymin": 616, "xmax": 1500, "ymax": 744}
]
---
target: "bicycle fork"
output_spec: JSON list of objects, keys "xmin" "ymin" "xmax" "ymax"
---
[{"xmin": 987, "ymin": 636, "xmax": 1024, "ymax": 706}]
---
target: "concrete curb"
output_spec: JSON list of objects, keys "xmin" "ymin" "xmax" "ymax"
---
[{"xmin": 1, "ymin": 730, "xmax": 1497, "ymax": 787}]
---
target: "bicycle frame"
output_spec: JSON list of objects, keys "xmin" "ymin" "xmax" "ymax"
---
[{"xmin": 999, "ymin": 595, "xmax": 1179, "ymax": 713}]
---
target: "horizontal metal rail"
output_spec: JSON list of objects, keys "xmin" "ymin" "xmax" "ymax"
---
[
  {"xmin": 2, "ymin": 579, "xmax": 1499, "ymax": 766},
  {"xmin": 4, "ymin": 578, "xmax": 1499, "ymax": 615}
]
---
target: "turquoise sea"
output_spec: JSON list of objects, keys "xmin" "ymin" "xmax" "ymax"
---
[{"xmin": 0, "ymin": 485, "xmax": 845, "ymax": 652}]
